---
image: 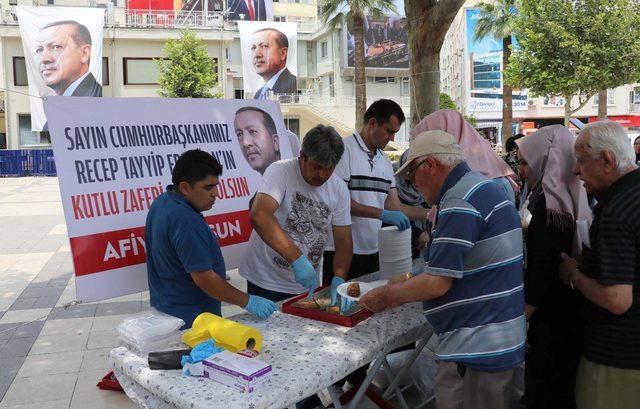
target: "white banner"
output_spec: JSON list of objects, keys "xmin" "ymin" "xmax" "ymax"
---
[
  {"xmin": 16, "ymin": 6, "xmax": 104, "ymax": 132},
  {"xmin": 43, "ymin": 97, "xmax": 292, "ymax": 301},
  {"xmin": 238, "ymin": 21, "xmax": 298, "ymax": 98}
]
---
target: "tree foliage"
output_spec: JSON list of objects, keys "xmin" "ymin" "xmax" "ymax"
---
[
  {"xmin": 155, "ymin": 30, "xmax": 221, "ymax": 98},
  {"xmin": 505, "ymin": 0, "xmax": 640, "ymax": 124},
  {"xmin": 439, "ymin": 93, "xmax": 457, "ymax": 110}
]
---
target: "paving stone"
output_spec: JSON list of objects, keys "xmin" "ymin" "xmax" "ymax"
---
[
  {"xmin": 12, "ymin": 321, "xmax": 45, "ymax": 339},
  {"xmin": 18, "ymin": 286, "xmax": 64, "ymax": 299},
  {"xmin": 0, "ymin": 336, "xmax": 36, "ymax": 358},
  {"xmin": 0, "ymin": 323, "xmax": 19, "ymax": 340},
  {"xmin": 32, "ymin": 296, "xmax": 61, "ymax": 309},
  {"xmin": 48, "ymin": 304, "xmax": 97, "ymax": 320},
  {"xmin": 9, "ymin": 298, "xmax": 38, "ymax": 311},
  {"xmin": 0, "ymin": 356, "xmax": 26, "ymax": 382},
  {"xmin": 94, "ymin": 301, "xmax": 142, "ymax": 317}
]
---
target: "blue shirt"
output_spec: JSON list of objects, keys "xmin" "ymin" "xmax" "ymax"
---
[
  {"xmin": 422, "ymin": 162, "xmax": 525, "ymax": 372},
  {"xmin": 145, "ymin": 187, "xmax": 226, "ymax": 329}
]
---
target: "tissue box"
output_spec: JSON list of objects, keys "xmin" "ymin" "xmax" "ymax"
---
[{"xmin": 201, "ymin": 351, "xmax": 272, "ymax": 393}]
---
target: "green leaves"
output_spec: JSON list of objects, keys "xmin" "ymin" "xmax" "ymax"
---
[
  {"xmin": 505, "ymin": 0, "xmax": 640, "ymax": 109},
  {"xmin": 155, "ymin": 30, "xmax": 221, "ymax": 99}
]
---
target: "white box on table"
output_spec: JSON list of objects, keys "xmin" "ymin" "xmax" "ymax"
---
[{"xmin": 201, "ymin": 350, "xmax": 272, "ymax": 393}]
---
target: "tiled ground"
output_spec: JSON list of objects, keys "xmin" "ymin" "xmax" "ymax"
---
[{"xmin": 0, "ymin": 177, "xmax": 246, "ymax": 408}]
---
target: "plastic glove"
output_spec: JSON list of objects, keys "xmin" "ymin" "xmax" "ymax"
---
[
  {"xmin": 380, "ymin": 209, "xmax": 410, "ymax": 230},
  {"xmin": 291, "ymin": 254, "xmax": 318, "ymax": 297},
  {"xmin": 330, "ymin": 276, "xmax": 354, "ymax": 313},
  {"xmin": 180, "ymin": 339, "xmax": 223, "ymax": 366},
  {"xmin": 244, "ymin": 295, "xmax": 278, "ymax": 319}
]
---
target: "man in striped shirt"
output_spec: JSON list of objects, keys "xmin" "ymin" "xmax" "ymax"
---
[{"xmin": 360, "ymin": 130, "xmax": 525, "ymax": 409}]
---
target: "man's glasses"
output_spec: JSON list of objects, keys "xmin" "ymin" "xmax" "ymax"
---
[{"xmin": 406, "ymin": 158, "xmax": 428, "ymax": 181}]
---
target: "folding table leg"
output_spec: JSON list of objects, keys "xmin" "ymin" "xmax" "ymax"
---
[
  {"xmin": 382, "ymin": 332, "xmax": 431, "ymax": 400},
  {"xmin": 326, "ymin": 385, "xmax": 344, "ymax": 409},
  {"xmin": 347, "ymin": 346, "xmax": 392, "ymax": 409}
]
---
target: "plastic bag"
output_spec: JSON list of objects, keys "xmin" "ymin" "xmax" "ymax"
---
[{"xmin": 117, "ymin": 309, "xmax": 185, "ymax": 357}]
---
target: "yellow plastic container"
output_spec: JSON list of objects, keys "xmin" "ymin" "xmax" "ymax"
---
[{"xmin": 182, "ymin": 312, "xmax": 263, "ymax": 352}]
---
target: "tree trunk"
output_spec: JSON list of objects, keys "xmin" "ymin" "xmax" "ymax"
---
[
  {"xmin": 405, "ymin": 0, "xmax": 466, "ymax": 127},
  {"xmin": 598, "ymin": 89, "xmax": 607, "ymax": 119},
  {"xmin": 353, "ymin": 11, "xmax": 367, "ymax": 130},
  {"xmin": 502, "ymin": 35, "xmax": 513, "ymax": 147},
  {"xmin": 564, "ymin": 94, "xmax": 572, "ymax": 127}
]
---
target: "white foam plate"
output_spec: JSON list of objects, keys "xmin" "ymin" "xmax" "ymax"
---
[{"xmin": 337, "ymin": 280, "xmax": 388, "ymax": 302}]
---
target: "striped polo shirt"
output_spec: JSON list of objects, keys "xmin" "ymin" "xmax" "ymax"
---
[
  {"xmin": 422, "ymin": 162, "xmax": 525, "ymax": 372},
  {"xmin": 325, "ymin": 131, "xmax": 396, "ymax": 254}
]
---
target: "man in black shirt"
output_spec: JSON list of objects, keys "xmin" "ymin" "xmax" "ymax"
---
[{"xmin": 559, "ymin": 120, "xmax": 640, "ymax": 409}]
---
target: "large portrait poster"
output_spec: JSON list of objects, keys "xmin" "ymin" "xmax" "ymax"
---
[
  {"xmin": 465, "ymin": 8, "xmax": 528, "ymax": 113},
  {"xmin": 43, "ymin": 97, "xmax": 292, "ymax": 302},
  {"xmin": 16, "ymin": 6, "xmax": 104, "ymax": 132},
  {"xmin": 238, "ymin": 21, "xmax": 297, "ymax": 99}
]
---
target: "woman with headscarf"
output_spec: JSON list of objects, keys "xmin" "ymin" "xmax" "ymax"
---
[
  {"xmin": 633, "ymin": 135, "xmax": 640, "ymax": 165},
  {"xmin": 411, "ymin": 109, "xmax": 518, "ymax": 204},
  {"xmin": 516, "ymin": 125, "xmax": 593, "ymax": 409}
]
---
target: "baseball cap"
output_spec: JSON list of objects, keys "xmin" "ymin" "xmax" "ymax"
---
[{"xmin": 395, "ymin": 130, "xmax": 462, "ymax": 178}]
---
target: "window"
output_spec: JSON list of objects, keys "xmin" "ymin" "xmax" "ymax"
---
[
  {"xmin": 283, "ymin": 118, "xmax": 300, "ymax": 137},
  {"xmin": 47, "ymin": 0, "xmax": 55, "ymax": 4},
  {"xmin": 401, "ymin": 78, "xmax": 410, "ymax": 97},
  {"xmin": 368, "ymin": 77, "xmax": 396, "ymax": 84},
  {"xmin": 593, "ymin": 89, "xmax": 616, "ymax": 106},
  {"xmin": 212, "ymin": 58, "xmax": 219, "ymax": 85},
  {"xmin": 234, "ymin": 89, "xmax": 245, "ymax": 99},
  {"xmin": 274, "ymin": 16, "xmax": 286, "ymax": 22},
  {"xmin": 18, "ymin": 115, "xmax": 49, "ymax": 146},
  {"xmin": 123, "ymin": 58, "xmax": 161, "ymax": 85},
  {"xmin": 9, "ymin": 0, "xmax": 17, "ymax": 5},
  {"xmin": 13, "ymin": 57, "xmax": 28, "ymax": 86},
  {"xmin": 321, "ymin": 41, "xmax": 328, "ymax": 59},
  {"xmin": 102, "ymin": 57, "xmax": 109, "ymax": 86}
]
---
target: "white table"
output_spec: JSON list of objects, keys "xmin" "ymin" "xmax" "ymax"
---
[{"xmin": 110, "ymin": 287, "xmax": 430, "ymax": 409}]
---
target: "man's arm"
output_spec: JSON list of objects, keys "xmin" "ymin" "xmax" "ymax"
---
[
  {"xmin": 385, "ymin": 188, "xmax": 429, "ymax": 221},
  {"xmin": 190, "ymin": 270, "xmax": 249, "ymax": 308},
  {"xmin": 560, "ymin": 254, "xmax": 633, "ymax": 315},
  {"xmin": 250, "ymin": 192, "xmax": 301, "ymax": 263},
  {"xmin": 331, "ymin": 225, "xmax": 352, "ymax": 280},
  {"xmin": 360, "ymin": 273, "xmax": 453, "ymax": 312}
]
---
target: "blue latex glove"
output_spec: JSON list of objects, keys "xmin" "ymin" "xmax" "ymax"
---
[
  {"xmin": 291, "ymin": 254, "xmax": 318, "ymax": 297},
  {"xmin": 180, "ymin": 339, "xmax": 223, "ymax": 366},
  {"xmin": 380, "ymin": 209, "xmax": 410, "ymax": 230},
  {"xmin": 330, "ymin": 276, "xmax": 354, "ymax": 313},
  {"xmin": 244, "ymin": 295, "xmax": 278, "ymax": 319}
]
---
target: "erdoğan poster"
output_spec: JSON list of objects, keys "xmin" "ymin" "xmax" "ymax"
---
[{"xmin": 44, "ymin": 97, "xmax": 291, "ymax": 301}]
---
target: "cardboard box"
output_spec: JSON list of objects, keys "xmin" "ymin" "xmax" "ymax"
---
[{"xmin": 201, "ymin": 350, "xmax": 272, "ymax": 393}]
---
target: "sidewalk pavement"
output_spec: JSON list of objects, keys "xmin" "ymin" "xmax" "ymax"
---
[{"xmin": 0, "ymin": 177, "xmax": 245, "ymax": 408}]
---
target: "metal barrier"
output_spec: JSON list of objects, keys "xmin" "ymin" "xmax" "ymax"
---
[{"xmin": 0, "ymin": 150, "xmax": 57, "ymax": 177}]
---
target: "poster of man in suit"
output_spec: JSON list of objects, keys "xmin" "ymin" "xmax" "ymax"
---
[
  {"xmin": 16, "ymin": 6, "xmax": 104, "ymax": 132},
  {"xmin": 227, "ymin": 0, "xmax": 273, "ymax": 21},
  {"xmin": 238, "ymin": 21, "xmax": 297, "ymax": 99}
]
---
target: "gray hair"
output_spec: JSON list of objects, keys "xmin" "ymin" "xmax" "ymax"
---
[
  {"xmin": 301, "ymin": 125, "xmax": 344, "ymax": 167},
  {"xmin": 580, "ymin": 120, "xmax": 636, "ymax": 171}
]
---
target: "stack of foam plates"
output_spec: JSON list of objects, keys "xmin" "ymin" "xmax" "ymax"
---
[{"xmin": 378, "ymin": 226, "xmax": 412, "ymax": 279}]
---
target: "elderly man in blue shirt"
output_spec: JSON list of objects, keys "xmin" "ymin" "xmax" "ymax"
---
[
  {"xmin": 145, "ymin": 149, "xmax": 276, "ymax": 329},
  {"xmin": 361, "ymin": 131, "xmax": 525, "ymax": 409}
]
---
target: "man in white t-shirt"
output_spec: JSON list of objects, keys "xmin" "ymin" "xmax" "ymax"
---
[
  {"xmin": 239, "ymin": 125, "xmax": 354, "ymax": 311},
  {"xmin": 324, "ymin": 99, "xmax": 429, "ymax": 285}
]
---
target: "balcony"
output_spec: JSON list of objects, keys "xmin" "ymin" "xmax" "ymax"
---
[{"xmin": 1, "ymin": 5, "xmax": 318, "ymax": 33}]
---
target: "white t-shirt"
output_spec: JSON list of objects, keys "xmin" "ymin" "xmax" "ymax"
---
[
  {"xmin": 325, "ymin": 132, "xmax": 396, "ymax": 254},
  {"xmin": 239, "ymin": 159, "xmax": 351, "ymax": 294}
]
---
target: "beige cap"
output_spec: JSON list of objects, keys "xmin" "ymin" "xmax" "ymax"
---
[{"xmin": 395, "ymin": 130, "xmax": 462, "ymax": 178}]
